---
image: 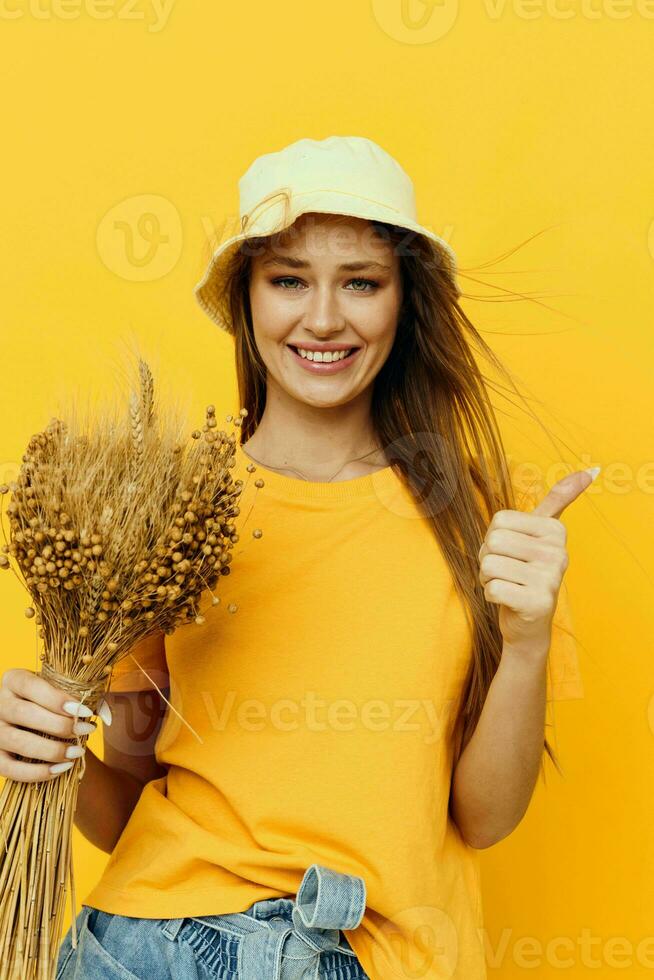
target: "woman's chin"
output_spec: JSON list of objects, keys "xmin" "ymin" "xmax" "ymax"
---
[{"xmin": 292, "ymin": 388, "xmax": 354, "ymax": 408}]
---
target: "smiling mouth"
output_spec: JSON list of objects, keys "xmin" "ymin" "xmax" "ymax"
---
[{"xmin": 287, "ymin": 345, "xmax": 360, "ymax": 363}]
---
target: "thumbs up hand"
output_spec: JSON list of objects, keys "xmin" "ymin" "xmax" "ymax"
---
[{"xmin": 477, "ymin": 467, "xmax": 599, "ymax": 657}]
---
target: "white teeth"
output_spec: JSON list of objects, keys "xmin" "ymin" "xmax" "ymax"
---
[{"xmin": 295, "ymin": 348, "xmax": 353, "ymax": 362}]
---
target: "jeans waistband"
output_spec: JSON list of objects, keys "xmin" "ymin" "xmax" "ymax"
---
[{"xmin": 181, "ymin": 864, "xmax": 367, "ymax": 980}]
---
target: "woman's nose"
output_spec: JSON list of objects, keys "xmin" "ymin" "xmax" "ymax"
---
[{"xmin": 303, "ymin": 285, "xmax": 346, "ymax": 331}]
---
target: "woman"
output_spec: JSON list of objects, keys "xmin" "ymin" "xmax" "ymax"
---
[{"xmin": 5, "ymin": 135, "xmax": 588, "ymax": 980}]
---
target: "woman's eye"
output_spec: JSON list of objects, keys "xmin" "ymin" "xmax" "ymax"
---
[
  {"xmin": 272, "ymin": 277, "xmax": 302, "ymax": 289},
  {"xmin": 271, "ymin": 277, "xmax": 378, "ymax": 292}
]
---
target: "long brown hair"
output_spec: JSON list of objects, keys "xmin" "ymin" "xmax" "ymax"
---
[{"xmin": 214, "ymin": 217, "xmax": 567, "ymax": 776}]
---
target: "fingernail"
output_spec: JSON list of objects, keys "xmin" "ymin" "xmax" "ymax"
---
[
  {"xmin": 583, "ymin": 466, "xmax": 601, "ymax": 482},
  {"xmin": 97, "ymin": 699, "xmax": 112, "ymax": 726},
  {"xmin": 63, "ymin": 700, "xmax": 93, "ymax": 718},
  {"xmin": 50, "ymin": 761, "xmax": 74, "ymax": 774},
  {"xmin": 65, "ymin": 745, "xmax": 86, "ymax": 759},
  {"xmin": 73, "ymin": 721, "xmax": 97, "ymax": 735}
]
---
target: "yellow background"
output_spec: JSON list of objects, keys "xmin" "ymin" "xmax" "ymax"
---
[{"xmin": 1, "ymin": 1, "xmax": 652, "ymax": 976}]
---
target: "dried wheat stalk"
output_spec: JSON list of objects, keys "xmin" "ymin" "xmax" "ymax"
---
[{"xmin": 0, "ymin": 357, "xmax": 263, "ymax": 980}]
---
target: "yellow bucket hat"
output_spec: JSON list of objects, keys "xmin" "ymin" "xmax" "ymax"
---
[{"xmin": 194, "ymin": 135, "xmax": 459, "ymax": 334}]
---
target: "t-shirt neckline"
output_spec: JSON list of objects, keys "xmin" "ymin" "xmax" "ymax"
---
[{"xmin": 236, "ymin": 443, "xmax": 400, "ymax": 501}]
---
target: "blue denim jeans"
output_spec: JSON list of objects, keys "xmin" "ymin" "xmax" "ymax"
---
[{"xmin": 56, "ymin": 864, "xmax": 370, "ymax": 979}]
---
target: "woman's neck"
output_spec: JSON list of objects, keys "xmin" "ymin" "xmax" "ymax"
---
[{"xmin": 240, "ymin": 397, "xmax": 388, "ymax": 482}]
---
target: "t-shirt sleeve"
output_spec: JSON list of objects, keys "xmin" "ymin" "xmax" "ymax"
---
[
  {"xmin": 546, "ymin": 575, "xmax": 584, "ymax": 702},
  {"xmin": 107, "ymin": 631, "xmax": 169, "ymax": 693}
]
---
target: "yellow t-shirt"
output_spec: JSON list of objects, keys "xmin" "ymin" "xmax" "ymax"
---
[{"xmin": 84, "ymin": 445, "xmax": 584, "ymax": 980}]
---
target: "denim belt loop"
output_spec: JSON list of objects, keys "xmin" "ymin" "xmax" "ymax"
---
[
  {"xmin": 239, "ymin": 863, "xmax": 367, "ymax": 980},
  {"xmin": 161, "ymin": 916, "xmax": 185, "ymax": 941}
]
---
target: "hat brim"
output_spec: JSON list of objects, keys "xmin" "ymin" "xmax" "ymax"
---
[{"xmin": 194, "ymin": 202, "xmax": 459, "ymax": 333}]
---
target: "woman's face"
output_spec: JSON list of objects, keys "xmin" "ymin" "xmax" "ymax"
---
[{"xmin": 248, "ymin": 212, "xmax": 403, "ymax": 408}]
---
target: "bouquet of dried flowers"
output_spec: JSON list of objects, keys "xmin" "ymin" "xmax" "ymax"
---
[{"xmin": 0, "ymin": 358, "xmax": 261, "ymax": 980}]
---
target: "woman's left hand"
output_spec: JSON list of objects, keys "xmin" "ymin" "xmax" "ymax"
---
[{"xmin": 477, "ymin": 468, "xmax": 598, "ymax": 656}]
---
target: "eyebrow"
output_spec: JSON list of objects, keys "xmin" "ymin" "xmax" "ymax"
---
[{"xmin": 261, "ymin": 256, "xmax": 392, "ymax": 273}]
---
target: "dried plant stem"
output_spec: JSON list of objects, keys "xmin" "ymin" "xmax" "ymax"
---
[
  {"xmin": 120, "ymin": 653, "xmax": 204, "ymax": 744},
  {"xmin": 0, "ymin": 750, "xmax": 87, "ymax": 979},
  {"xmin": 0, "ymin": 658, "xmax": 109, "ymax": 980}
]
